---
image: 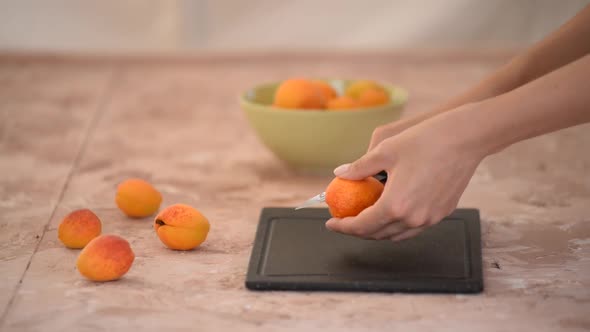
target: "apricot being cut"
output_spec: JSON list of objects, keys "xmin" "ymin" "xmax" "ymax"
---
[
  {"xmin": 115, "ymin": 178, "xmax": 162, "ymax": 218},
  {"xmin": 58, "ymin": 209, "xmax": 102, "ymax": 249},
  {"xmin": 154, "ymin": 204, "xmax": 210, "ymax": 250},
  {"xmin": 326, "ymin": 96, "xmax": 360, "ymax": 110},
  {"xmin": 358, "ymin": 88, "xmax": 390, "ymax": 107},
  {"xmin": 273, "ymin": 79, "xmax": 326, "ymax": 110},
  {"xmin": 345, "ymin": 80, "xmax": 387, "ymax": 99},
  {"xmin": 325, "ymin": 177, "xmax": 384, "ymax": 218},
  {"xmin": 76, "ymin": 234, "xmax": 135, "ymax": 282}
]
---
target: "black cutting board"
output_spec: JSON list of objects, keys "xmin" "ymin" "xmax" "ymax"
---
[{"xmin": 246, "ymin": 207, "xmax": 483, "ymax": 293}]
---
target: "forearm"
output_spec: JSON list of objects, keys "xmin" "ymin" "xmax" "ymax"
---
[
  {"xmin": 433, "ymin": 5, "xmax": 590, "ymax": 115},
  {"xmin": 374, "ymin": 6, "xmax": 590, "ymax": 148},
  {"xmin": 432, "ymin": 61, "xmax": 520, "ymax": 114},
  {"xmin": 460, "ymin": 54, "xmax": 590, "ymax": 156},
  {"xmin": 400, "ymin": 57, "xmax": 526, "ymax": 131}
]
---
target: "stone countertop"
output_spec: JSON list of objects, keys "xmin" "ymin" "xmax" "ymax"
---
[{"xmin": 0, "ymin": 51, "xmax": 588, "ymax": 332}]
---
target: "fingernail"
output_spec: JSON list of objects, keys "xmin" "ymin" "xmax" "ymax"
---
[{"xmin": 333, "ymin": 163, "xmax": 351, "ymax": 176}]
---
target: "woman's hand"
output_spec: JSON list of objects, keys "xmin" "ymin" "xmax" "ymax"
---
[
  {"xmin": 329, "ymin": 52, "xmax": 590, "ymax": 242},
  {"xmin": 330, "ymin": 6, "xmax": 590, "ymax": 242},
  {"xmin": 367, "ymin": 111, "xmax": 439, "ymax": 151},
  {"xmin": 326, "ymin": 105, "xmax": 487, "ymax": 241}
]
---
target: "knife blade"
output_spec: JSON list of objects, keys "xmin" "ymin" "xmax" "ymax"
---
[{"xmin": 294, "ymin": 192, "xmax": 325, "ymax": 210}]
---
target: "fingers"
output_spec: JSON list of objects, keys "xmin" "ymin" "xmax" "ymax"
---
[
  {"xmin": 325, "ymin": 201, "xmax": 391, "ymax": 238},
  {"xmin": 367, "ymin": 113, "xmax": 435, "ymax": 151},
  {"xmin": 328, "ymin": 214, "xmax": 424, "ymax": 242},
  {"xmin": 333, "ymin": 147, "xmax": 393, "ymax": 180},
  {"xmin": 369, "ymin": 221, "xmax": 408, "ymax": 240},
  {"xmin": 327, "ymin": 214, "xmax": 425, "ymax": 242},
  {"xmin": 368, "ymin": 123, "xmax": 407, "ymax": 151},
  {"xmin": 368, "ymin": 125, "xmax": 394, "ymax": 151},
  {"xmin": 390, "ymin": 227, "xmax": 425, "ymax": 242}
]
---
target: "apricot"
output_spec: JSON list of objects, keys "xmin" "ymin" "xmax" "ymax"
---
[
  {"xmin": 358, "ymin": 88, "xmax": 390, "ymax": 107},
  {"xmin": 154, "ymin": 204, "xmax": 210, "ymax": 250},
  {"xmin": 345, "ymin": 80, "xmax": 386, "ymax": 99},
  {"xmin": 58, "ymin": 209, "xmax": 102, "ymax": 249},
  {"xmin": 115, "ymin": 178, "xmax": 162, "ymax": 218},
  {"xmin": 325, "ymin": 177, "xmax": 384, "ymax": 218},
  {"xmin": 273, "ymin": 79, "xmax": 325, "ymax": 109},
  {"xmin": 76, "ymin": 234, "xmax": 135, "ymax": 282},
  {"xmin": 326, "ymin": 96, "xmax": 361, "ymax": 110},
  {"xmin": 312, "ymin": 80, "xmax": 337, "ymax": 101}
]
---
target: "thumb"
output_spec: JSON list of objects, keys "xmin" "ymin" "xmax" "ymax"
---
[{"xmin": 333, "ymin": 149, "xmax": 390, "ymax": 180}]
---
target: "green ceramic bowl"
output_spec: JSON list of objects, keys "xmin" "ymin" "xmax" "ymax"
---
[{"xmin": 240, "ymin": 79, "xmax": 408, "ymax": 173}]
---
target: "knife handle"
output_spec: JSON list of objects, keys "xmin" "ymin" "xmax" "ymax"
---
[{"xmin": 374, "ymin": 170, "xmax": 388, "ymax": 184}]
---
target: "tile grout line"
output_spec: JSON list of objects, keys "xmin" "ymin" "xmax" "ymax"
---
[{"xmin": 0, "ymin": 66, "xmax": 121, "ymax": 326}]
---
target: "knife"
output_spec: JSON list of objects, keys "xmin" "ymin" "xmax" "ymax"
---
[{"xmin": 295, "ymin": 171, "xmax": 388, "ymax": 210}]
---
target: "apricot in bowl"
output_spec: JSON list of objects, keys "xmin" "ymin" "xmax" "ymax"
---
[{"xmin": 240, "ymin": 79, "xmax": 408, "ymax": 173}]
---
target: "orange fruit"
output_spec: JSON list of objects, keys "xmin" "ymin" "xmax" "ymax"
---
[
  {"xmin": 58, "ymin": 209, "xmax": 102, "ymax": 249},
  {"xmin": 273, "ymin": 79, "xmax": 326, "ymax": 109},
  {"xmin": 326, "ymin": 96, "xmax": 361, "ymax": 110},
  {"xmin": 154, "ymin": 204, "xmax": 210, "ymax": 250},
  {"xmin": 345, "ymin": 80, "xmax": 386, "ymax": 99},
  {"xmin": 76, "ymin": 235, "xmax": 135, "ymax": 282},
  {"xmin": 115, "ymin": 178, "xmax": 162, "ymax": 218},
  {"xmin": 325, "ymin": 177, "xmax": 384, "ymax": 218},
  {"xmin": 358, "ymin": 88, "xmax": 389, "ymax": 107},
  {"xmin": 312, "ymin": 80, "xmax": 338, "ymax": 101}
]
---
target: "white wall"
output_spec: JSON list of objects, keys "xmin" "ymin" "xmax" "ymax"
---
[{"xmin": 0, "ymin": 0, "xmax": 588, "ymax": 52}]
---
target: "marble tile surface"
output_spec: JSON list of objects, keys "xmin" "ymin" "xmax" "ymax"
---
[
  {"xmin": 0, "ymin": 52, "xmax": 588, "ymax": 332},
  {"xmin": 0, "ymin": 60, "xmax": 114, "ymax": 319}
]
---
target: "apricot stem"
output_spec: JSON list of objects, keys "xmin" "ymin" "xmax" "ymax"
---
[{"xmin": 155, "ymin": 219, "xmax": 166, "ymax": 226}]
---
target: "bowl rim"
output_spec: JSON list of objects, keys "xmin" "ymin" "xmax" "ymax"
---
[{"xmin": 239, "ymin": 79, "xmax": 409, "ymax": 114}]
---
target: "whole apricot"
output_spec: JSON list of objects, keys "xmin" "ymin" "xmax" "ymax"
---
[
  {"xmin": 326, "ymin": 96, "xmax": 360, "ymax": 110},
  {"xmin": 154, "ymin": 204, "xmax": 210, "ymax": 250},
  {"xmin": 312, "ymin": 80, "xmax": 338, "ymax": 101},
  {"xmin": 273, "ymin": 79, "xmax": 325, "ymax": 110},
  {"xmin": 58, "ymin": 209, "xmax": 102, "ymax": 249},
  {"xmin": 115, "ymin": 178, "xmax": 162, "ymax": 218},
  {"xmin": 358, "ymin": 88, "xmax": 390, "ymax": 107},
  {"xmin": 345, "ymin": 80, "xmax": 386, "ymax": 99},
  {"xmin": 76, "ymin": 234, "xmax": 135, "ymax": 282},
  {"xmin": 325, "ymin": 177, "xmax": 384, "ymax": 218}
]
